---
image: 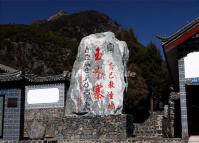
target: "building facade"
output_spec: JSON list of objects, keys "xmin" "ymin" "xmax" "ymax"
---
[
  {"xmin": 159, "ymin": 18, "xmax": 199, "ymax": 142},
  {"xmin": 0, "ymin": 64, "xmax": 70, "ymax": 140}
]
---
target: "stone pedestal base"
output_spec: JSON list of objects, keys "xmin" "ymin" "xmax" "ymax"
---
[
  {"xmin": 24, "ymin": 114, "xmax": 133, "ymax": 140},
  {"xmin": 54, "ymin": 114, "xmax": 133, "ymax": 140}
]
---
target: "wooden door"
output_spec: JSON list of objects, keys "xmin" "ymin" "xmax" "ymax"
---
[{"xmin": 186, "ymin": 85, "xmax": 199, "ymax": 135}]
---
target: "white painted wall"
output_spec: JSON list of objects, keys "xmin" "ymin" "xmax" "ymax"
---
[
  {"xmin": 184, "ymin": 52, "xmax": 199, "ymax": 79},
  {"xmin": 27, "ymin": 88, "xmax": 59, "ymax": 104}
]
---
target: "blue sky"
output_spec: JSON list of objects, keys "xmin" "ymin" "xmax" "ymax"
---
[{"xmin": 0, "ymin": 0, "xmax": 198, "ymax": 56}]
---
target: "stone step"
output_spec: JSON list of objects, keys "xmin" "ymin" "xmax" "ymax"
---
[
  {"xmin": 188, "ymin": 136, "xmax": 199, "ymax": 143},
  {"xmin": 126, "ymin": 137, "xmax": 182, "ymax": 143},
  {"xmin": 133, "ymin": 114, "xmax": 163, "ymax": 137}
]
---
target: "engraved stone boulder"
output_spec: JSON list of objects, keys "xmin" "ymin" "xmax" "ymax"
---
[{"xmin": 65, "ymin": 32, "xmax": 129, "ymax": 115}]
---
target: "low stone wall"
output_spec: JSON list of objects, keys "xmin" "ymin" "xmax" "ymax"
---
[
  {"xmin": 24, "ymin": 114, "xmax": 133, "ymax": 140},
  {"xmin": 24, "ymin": 108, "xmax": 65, "ymax": 138},
  {"xmin": 24, "ymin": 108, "xmax": 65, "ymax": 120},
  {"xmin": 126, "ymin": 138, "xmax": 182, "ymax": 143}
]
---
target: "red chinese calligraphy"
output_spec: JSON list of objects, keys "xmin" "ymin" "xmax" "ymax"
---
[
  {"xmin": 108, "ymin": 80, "xmax": 115, "ymax": 89},
  {"xmin": 95, "ymin": 47, "xmax": 102, "ymax": 61},
  {"xmin": 93, "ymin": 66, "xmax": 104, "ymax": 79},
  {"xmin": 108, "ymin": 62, "xmax": 114, "ymax": 70},
  {"xmin": 107, "ymin": 91, "xmax": 114, "ymax": 99},
  {"xmin": 109, "ymin": 72, "xmax": 114, "ymax": 79},
  {"xmin": 107, "ymin": 102, "xmax": 115, "ymax": 109},
  {"xmin": 93, "ymin": 83, "xmax": 104, "ymax": 100}
]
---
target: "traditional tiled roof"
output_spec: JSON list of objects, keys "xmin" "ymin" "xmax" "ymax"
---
[
  {"xmin": 0, "ymin": 64, "xmax": 22, "ymax": 82},
  {"xmin": 0, "ymin": 64, "xmax": 19, "ymax": 73},
  {"xmin": 0, "ymin": 64, "xmax": 70, "ymax": 83},
  {"xmin": 25, "ymin": 71, "xmax": 70, "ymax": 83},
  {"xmin": 0, "ymin": 71, "xmax": 22, "ymax": 82},
  {"xmin": 158, "ymin": 17, "xmax": 199, "ymax": 45},
  {"xmin": 158, "ymin": 17, "xmax": 199, "ymax": 91}
]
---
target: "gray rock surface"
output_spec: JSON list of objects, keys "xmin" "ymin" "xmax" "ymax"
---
[
  {"xmin": 54, "ymin": 115, "xmax": 131, "ymax": 140},
  {"xmin": 65, "ymin": 32, "xmax": 129, "ymax": 115},
  {"xmin": 30, "ymin": 120, "xmax": 46, "ymax": 139}
]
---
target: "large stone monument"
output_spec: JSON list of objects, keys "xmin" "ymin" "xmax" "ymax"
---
[{"xmin": 65, "ymin": 32, "xmax": 129, "ymax": 115}]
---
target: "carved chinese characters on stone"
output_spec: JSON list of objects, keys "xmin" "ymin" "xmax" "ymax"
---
[{"xmin": 65, "ymin": 32, "xmax": 129, "ymax": 115}]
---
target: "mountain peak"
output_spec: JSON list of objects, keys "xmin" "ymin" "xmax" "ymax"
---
[{"xmin": 47, "ymin": 10, "xmax": 68, "ymax": 21}]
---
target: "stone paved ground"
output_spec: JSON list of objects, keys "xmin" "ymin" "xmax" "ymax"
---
[
  {"xmin": 59, "ymin": 138, "xmax": 179, "ymax": 143},
  {"xmin": 0, "ymin": 138, "xmax": 182, "ymax": 143},
  {"xmin": 58, "ymin": 138, "xmax": 182, "ymax": 143}
]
